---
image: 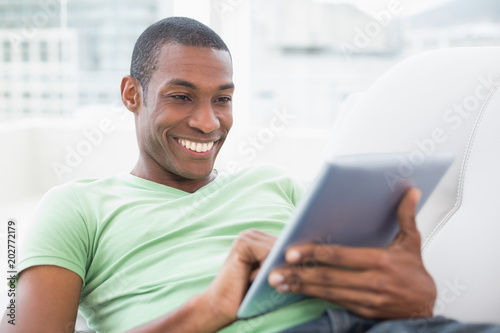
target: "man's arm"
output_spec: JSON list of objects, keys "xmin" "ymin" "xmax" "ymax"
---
[
  {"xmin": 0, "ymin": 265, "xmax": 82, "ymax": 333},
  {"xmin": 125, "ymin": 229, "xmax": 277, "ymax": 333},
  {"xmin": 269, "ymin": 188, "xmax": 437, "ymax": 319},
  {"xmin": 1, "ymin": 230, "xmax": 276, "ymax": 333}
]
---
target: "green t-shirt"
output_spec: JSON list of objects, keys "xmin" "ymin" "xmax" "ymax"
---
[{"xmin": 18, "ymin": 165, "xmax": 335, "ymax": 333}]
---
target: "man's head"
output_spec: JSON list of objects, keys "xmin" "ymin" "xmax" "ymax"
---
[
  {"xmin": 130, "ymin": 16, "xmax": 231, "ymax": 104},
  {"xmin": 121, "ymin": 17, "xmax": 234, "ymax": 191}
]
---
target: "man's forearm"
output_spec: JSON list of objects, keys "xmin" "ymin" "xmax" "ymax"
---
[{"xmin": 125, "ymin": 293, "xmax": 231, "ymax": 333}]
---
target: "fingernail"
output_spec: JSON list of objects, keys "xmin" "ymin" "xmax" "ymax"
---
[
  {"xmin": 269, "ymin": 273, "xmax": 284, "ymax": 285},
  {"xmin": 286, "ymin": 250, "xmax": 301, "ymax": 263},
  {"xmin": 277, "ymin": 284, "xmax": 290, "ymax": 292}
]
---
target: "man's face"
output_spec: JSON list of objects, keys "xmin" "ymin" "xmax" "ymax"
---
[{"xmin": 136, "ymin": 44, "xmax": 234, "ymax": 181}]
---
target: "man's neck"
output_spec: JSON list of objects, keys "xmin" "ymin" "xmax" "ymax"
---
[{"xmin": 131, "ymin": 161, "xmax": 217, "ymax": 194}]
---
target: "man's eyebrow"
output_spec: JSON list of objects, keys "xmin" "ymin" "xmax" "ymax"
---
[
  {"xmin": 165, "ymin": 79, "xmax": 197, "ymax": 90},
  {"xmin": 164, "ymin": 79, "xmax": 234, "ymax": 91},
  {"xmin": 219, "ymin": 83, "xmax": 235, "ymax": 91}
]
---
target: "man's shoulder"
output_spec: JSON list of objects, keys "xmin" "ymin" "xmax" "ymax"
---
[
  {"xmin": 219, "ymin": 164, "xmax": 304, "ymax": 205},
  {"xmin": 67, "ymin": 174, "xmax": 128, "ymax": 188},
  {"xmin": 219, "ymin": 163, "xmax": 293, "ymax": 185},
  {"xmin": 43, "ymin": 174, "xmax": 130, "ymax": 201},
  {"xmin": 222, "ymin": 164, "xmax": 302, "ymax": 193}
]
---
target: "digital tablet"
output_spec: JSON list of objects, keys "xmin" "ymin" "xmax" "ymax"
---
[{"xmin": 237, "ymin": 151, "xmax": 455, "ymax": 319}]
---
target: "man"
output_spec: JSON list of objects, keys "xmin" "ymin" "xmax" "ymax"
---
[{"xmin": 2, "ymin": 17, "xmax": 497, "ymax": 333}]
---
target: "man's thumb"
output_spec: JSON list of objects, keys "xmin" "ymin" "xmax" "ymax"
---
[{"xmin": 395, "ymin": 188, "xmax": 422, "ymax": 247}]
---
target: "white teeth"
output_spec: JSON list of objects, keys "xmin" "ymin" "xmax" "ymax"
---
[{"xmin": 178, "ymin": 139, "xmax": 215, "ymax": 153}]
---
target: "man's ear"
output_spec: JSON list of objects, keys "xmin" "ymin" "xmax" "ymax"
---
[{"xmin": 121, "ymin": 75, "xmax": 143, "ymax": 113}]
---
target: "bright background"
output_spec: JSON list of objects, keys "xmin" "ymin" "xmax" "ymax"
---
[{"xmin": 1, "ymin": 0, "xmax": 500, "ymax": 264}]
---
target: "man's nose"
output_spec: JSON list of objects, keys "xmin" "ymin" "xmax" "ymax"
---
[{"xmin": 188, "ymin": 101, "xmax": 220, "ymax": 133}]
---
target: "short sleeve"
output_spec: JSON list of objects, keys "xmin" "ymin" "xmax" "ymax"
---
[
  {"xmin": 254, "ymin": 163, "xmax": 305, "ymax": 206},
  {"xmin": 290, "ymin": 177, "xmax": 305, "ymax": 206},
  {"xmin": 17, "ymin": 184, "xmax": 90, "ymax": 284}
]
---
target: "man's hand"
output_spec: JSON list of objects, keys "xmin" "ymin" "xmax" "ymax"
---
[
  {"xmin": 268, "ymin": 188, "xmax": 436, "ymax": 319},
  {"xmin": 127, "ymin": 229, "xmax": 276, "ymax": 333},
  {"xmin": 201, "ymin": 229, "xmax": 277, "ymax": 329}
]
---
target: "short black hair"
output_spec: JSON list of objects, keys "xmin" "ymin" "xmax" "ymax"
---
[{"xmin": 130, "ymin": 16, "xmax": 231, "ymax": 104}]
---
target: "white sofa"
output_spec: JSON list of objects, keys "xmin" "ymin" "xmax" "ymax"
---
[
  {"xmin": 69, "ymin": 46, "xmax": 500, "ymax": 331},
  {"xmin": 330, "ymin": 46, "xmax": 500, "ymax": 324}
]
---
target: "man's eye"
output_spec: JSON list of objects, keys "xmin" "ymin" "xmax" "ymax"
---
[
  {"xmin": 216, "ymin": 97, "xmax": 231, "ymax": 102},
  {"xmin": 173, "ymin": 95, "xmax": 189, "ymax": 101}
]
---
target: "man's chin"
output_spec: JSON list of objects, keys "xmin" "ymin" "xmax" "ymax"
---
[{"xmin": 175, "ymin": 166, "xmax": 216, "ymax": 181}]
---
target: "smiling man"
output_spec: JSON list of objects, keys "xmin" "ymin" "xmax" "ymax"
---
[
  {"xmin": 124, "ymin": 40, "xmax": 234, "ymax": 192},
  {"xmin": 4, "ymin": 16, "xmax": 499, "ymax": 333}
]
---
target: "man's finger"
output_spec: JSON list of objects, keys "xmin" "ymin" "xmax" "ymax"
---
[
  {"xmin": 397, "ymin": 188, "xmax": 421, "ymax": 232},
  {"xmin": 277, "ymin": 282, "xmax": 383, "ymax": 311},
  {"xmin": 269, "ymin": 266, "xmax": 380, "ymax": 292},
  {"xmin": 284, "ymin": 243, "xmax": 385, "ymax": 269},
  {"xmin": 239, "ymin": 228, "xmax": 277, "ymax": 244},
  {"xmin": 393, "ymin": 188, "xmax": 421, "ymax": 249},
  {"xmin": 232, "ymin": 229, "xmax": 276, "ymax": 266}
]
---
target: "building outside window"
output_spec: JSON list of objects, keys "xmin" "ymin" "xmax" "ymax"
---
[
  {"xmin": 40, "ymin": 40, "xmax": 48, "ymax": 62},
  {"xmin": 21, "ymin": 41, "xmax": 29, "ymax": 62},
  {"xmin": 2, "ymin": 40, "xmax": 10, "ymax": 62}
]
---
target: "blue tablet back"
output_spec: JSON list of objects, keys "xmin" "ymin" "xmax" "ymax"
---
[{"xmin": 237, "ymin": 151, "xmax": 455, "ymax": 319}]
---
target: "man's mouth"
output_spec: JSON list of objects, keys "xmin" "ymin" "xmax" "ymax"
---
[{"xmin": 176, "ymin": 138, "xmax": 216, "ymax": 153}]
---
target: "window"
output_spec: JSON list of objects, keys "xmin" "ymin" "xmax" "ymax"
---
[
  {"xmin": 56, "ymin": 40, "xmax": 62, "ymax": 62},
  {"xmin": 40, "ymin": 41, "xmax": 48, "ymax": 62},
  {"xmin": 59, "ymin": 40, "xmax": 70, "ymax": 62},
  {"xmin": 21, "ymin": 41, "xmax": 29, "ymax": 62},
  {"xmin": 3, "ymin": 41, "xmax": 11, "ymax": 62}
]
